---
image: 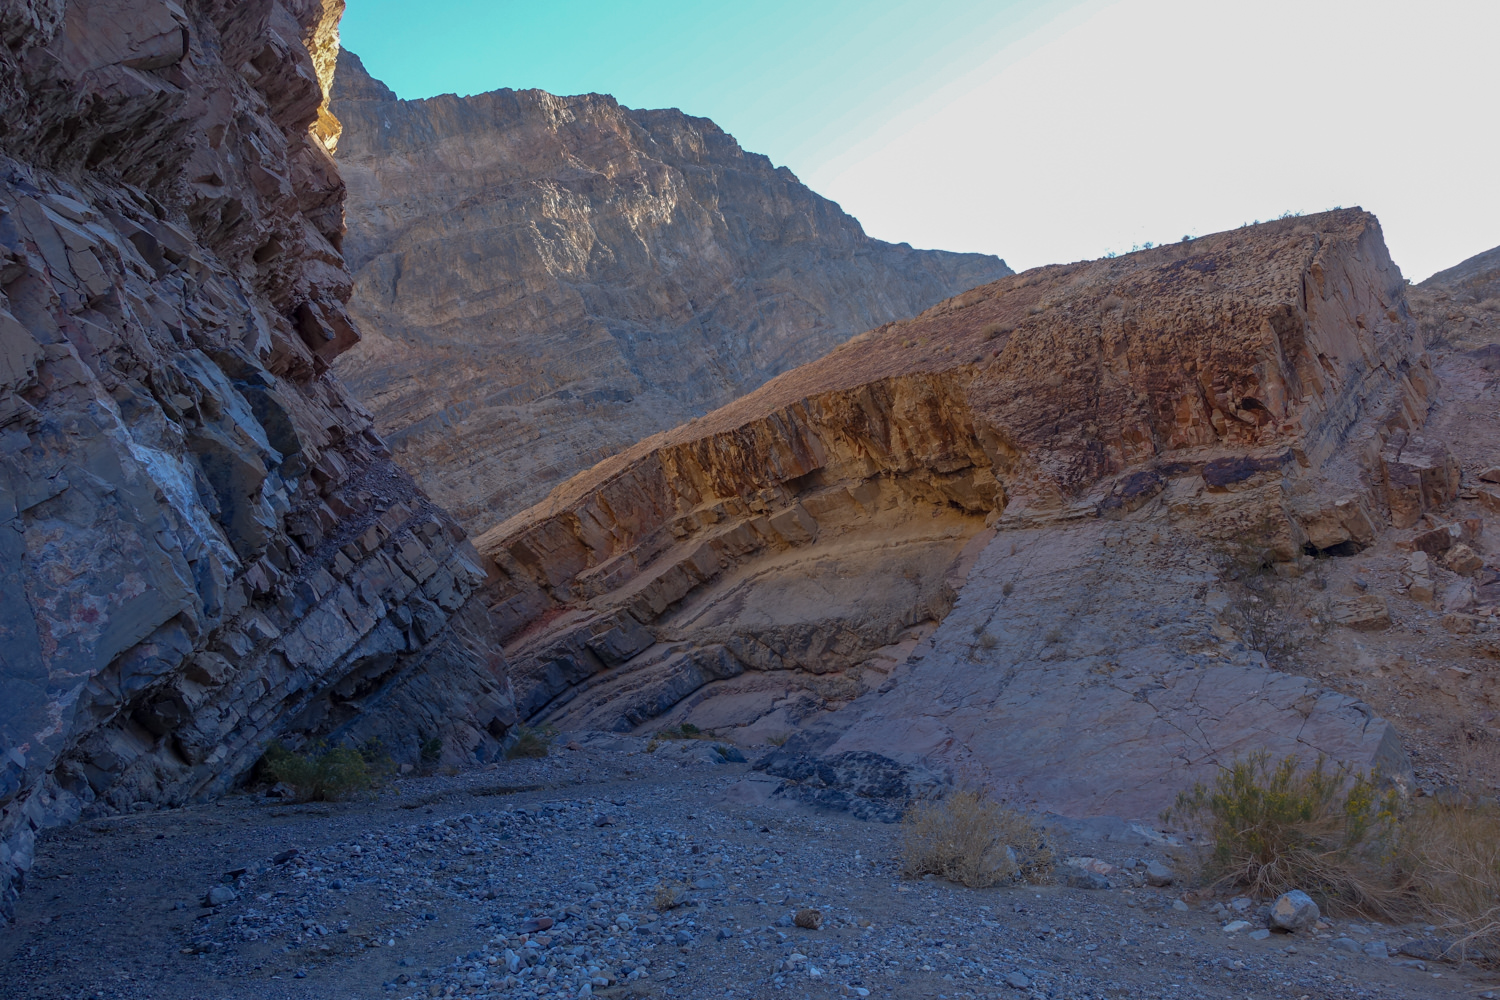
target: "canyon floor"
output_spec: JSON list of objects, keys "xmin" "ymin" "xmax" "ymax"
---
[{"xmin": 3, "ymin": 736, "xmax": 1496, "ymax": 1000}]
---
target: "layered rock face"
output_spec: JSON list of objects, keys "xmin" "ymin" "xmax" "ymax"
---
[
  {"xmin": 478, "ymin": 210, "xmax": 1434, "ymax": 818},
  {"xmin": 0, "ymin": 1, "xmax": 516, "ymax": 919},
  {"xmin": 327, "ymin": 52, "xmax": 1013, "ymax": 532}
]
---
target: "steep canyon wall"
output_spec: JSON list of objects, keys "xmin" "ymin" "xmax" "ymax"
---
[
  {"xmin": 0, "ymin": 0, "xmax": 516, "ymax": 919},
  {"xmin": 328, "ymin": 52, "xmax": 1013, "ymax": 532}
]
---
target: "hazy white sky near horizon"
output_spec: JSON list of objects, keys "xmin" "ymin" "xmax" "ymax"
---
[{"xmin": 342, "ymin": 0, "xmax": 1499, "ymax": 281}]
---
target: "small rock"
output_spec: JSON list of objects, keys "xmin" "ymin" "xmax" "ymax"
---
[
  {"xmin": 1222, "ymin": 921, "xmax": 1252, "ymax": 933},
  {"xmin": 1444, "ymin": 543, "xmax": 1484, "ymax": 576},
  {"xmin": 1065, "ymin": 856, "xmax": 1120, "ymax": 876},
  {"xmin": 204, "ymin": 885, "xmax": 236, "ymax": 907},
  {"xmin": 272, "ymin": 848, "xmax": 299, "ymax": 864},
  {"xmin": 1332, "ymin": 937, "xmax": 1360, "ymax": 953},
  {"xmin": 1065, "ymin": 870, "xmax": 1111, "ymax": 890},
  {"xmin": 1228, "ymin": 896, "xmax": 1253, "ymax": 913},
  {"xmin": 1144, "ymin": 861, "xmax": 1174, "ymax": 886},
  {"xmin": 1396, "ymin": 938, "xmax": 1442, "ymax": 961},
  {"xmin": 1171, "ymin": 899, "xmax": 1189, "ymax": 912},
  {"xmin": 1249, "ymin": 929, "xmax": 1271, "ymax": 941},
  {"xmin": 794, "ymin": 908, "xmax": 824, "ymax": 930},
  {"xmin": 593, "ymin": 813, "xmax": 614, "ymax": 827},
  {"xmin": 673, "ymin": 929, "xmax": 695, "ymax": 945},
  {"xmin": 1269, "ymin": 890, "xmax": 1320, "ymax": 932},
  {"xmin": 521, "ymin": 916, "xmax": 554, "ymax": 932},
  {"xmin": 1363, "ymin": 940, "xmax": 1389, "ymax": 959},
  {"xmin": 1004, "ymin": 971, "xmax": 1031, "ymax": 989}
]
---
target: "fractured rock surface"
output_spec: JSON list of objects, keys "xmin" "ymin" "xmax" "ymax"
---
[
  {"xmin": 328, "ymin": 51, "xmax": 1012, "ymax": 531},
  {"xmin": 0, "ymin": 0, "xmax": 516, "ymax": 919},
  {"xmin": 478, "ymin": 210, "xmax": 1439, "ymax": 819}
]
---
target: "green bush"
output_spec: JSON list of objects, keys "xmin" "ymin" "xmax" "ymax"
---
[
  {"xmin": 1167, "ymin": 752, "xmax": 1400, "ymax": 913},
  {"xmin": 261, "ymin": 740, "xmax": 387, "ymax": 802}
]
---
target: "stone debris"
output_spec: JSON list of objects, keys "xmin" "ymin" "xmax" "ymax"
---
[{"xmin": 1329, "ymin": 595, "xmax": 1393, "ymax": 630}]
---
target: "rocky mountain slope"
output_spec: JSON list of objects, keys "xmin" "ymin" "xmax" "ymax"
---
[
  {"xmin": 474, "ymin": 210, "xmax": 1500, "ymax": 819},
  {"xmin": 327, "ymin": 52, "xmax": 1012, "ymax": 532},
  {"xmin": 0, "ymin": 0, "xmax": 519, "ymax": 920}
]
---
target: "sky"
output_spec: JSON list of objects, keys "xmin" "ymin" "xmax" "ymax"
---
[{"xmin": 340, "ymin": 0, "xmax": 1500, "ymax": 281}]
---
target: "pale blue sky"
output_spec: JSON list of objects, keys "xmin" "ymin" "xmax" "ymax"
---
[
  {"xmin": 339, "ymin": 0, "xmax": 1091, "ymax": 180},
  {"xmin": 340, "ymin": 1, "xmax": 1499, "ymax": 280}
]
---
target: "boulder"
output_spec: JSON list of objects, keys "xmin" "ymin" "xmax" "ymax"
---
[{"xmin": 1268, "ymin": 890, "xmax": 1320, "ymax": 932}]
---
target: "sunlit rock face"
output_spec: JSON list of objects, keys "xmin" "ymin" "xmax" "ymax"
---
[
  {"xmin": 0, "ymin": 0, "xmax": 516, "ymax": 919},
  {"xmin": 478, "ymin": 210, "xmax": 1434, "ymax": 819},
  {"xmin": 329, "ymin": 51, "xmax": 1013, "ymax": 532}
]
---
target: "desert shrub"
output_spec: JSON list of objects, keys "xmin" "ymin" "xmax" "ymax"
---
[
  {"xmin": 1396, "ymin": 798, "xmax": 1500, "ymax": 958},
  {"xmin": 655, "ymin": 722, "xmax": 713, "ymax": 741},
  {"xmin": 261, "ymin": 740, "xmax": 386, "ymax": 802},
  {"xmin": 505, "ymin": 725, "xmax": 554, "ymax": 759},
  {"xmin": 1167, "ymin": 752, "xmax": 1400, "ymax": 913},
  {"xmin": 653, "ymin": 880, "xmax": 687, "ymax": 911},
  {"xmin": 901, "ymin": 790, "xmax": 1053, "ymax": 888},
  {"xmin": 419, "ymin": 734, "xmax": 443, "ymax": 767},
  {"xmin": 981, "ymin": 321, "xmax": 1013, "ymax": 340}
]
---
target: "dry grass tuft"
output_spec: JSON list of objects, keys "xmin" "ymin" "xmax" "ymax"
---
[
  {"xmin": 1167, "ymin": 752, "xmax": 1402, "ymax": 915},
  {"xmin": 1396, "ymin": 799, "xmax": 1500, "ymax": 958},
  {"xmin": 653, "ymin": 881, "xmax": 687, "ymax": 911},
  {"xmin": 901, "ymin": 790, "xmax": 1053, "ymax": 888}
]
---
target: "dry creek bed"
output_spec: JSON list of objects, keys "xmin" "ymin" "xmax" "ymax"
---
[{"xmin": 2, "ymin": 733, "xmax": 1498, "ymax": 1000}]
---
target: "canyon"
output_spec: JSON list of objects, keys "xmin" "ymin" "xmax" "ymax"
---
[
  {"xmin": 327, "ymin": 52, "xmax": 1012, "ymax": 532},
  {"xmin": 1, "ymin": 9, "xmax": 1499, "ymax": 992}
]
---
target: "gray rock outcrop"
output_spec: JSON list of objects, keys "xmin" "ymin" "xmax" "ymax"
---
[
  {"xmin": 0, "ymin": 0, "xmax": 516, "ymax": 920},
  {"xmin": 328, "ymin": 51, "xmax": 1012, "ymax": 531}
]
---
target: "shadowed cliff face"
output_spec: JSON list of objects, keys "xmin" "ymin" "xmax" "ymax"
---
[
  {"xmin": 477, "ymin": 211, "xmax": 1443, "ymax": 819},
  {"xmin": 328, "ymin": 51, "xmax": 1013, "ymax": 532},
  {"xmin": 0, "ymin": 1, "xmax": 516, "ymax": 919}
]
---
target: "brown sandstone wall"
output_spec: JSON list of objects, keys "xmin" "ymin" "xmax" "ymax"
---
[{"xmin": 474, "ymin": 211, "xmax": 1436, "ymax": 814}]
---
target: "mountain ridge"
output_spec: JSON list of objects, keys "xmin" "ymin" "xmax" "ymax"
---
[{"xmin": 329, "ymin": 50, "xmax": 1013, "ymax": 532}]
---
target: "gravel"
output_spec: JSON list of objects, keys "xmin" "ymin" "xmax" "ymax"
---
[{"xmin": 0, "ymin": 732, "xmax": 1492, "ymax": 999}]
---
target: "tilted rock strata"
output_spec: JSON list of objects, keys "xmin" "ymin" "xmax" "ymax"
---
[
  {"xmin": 0, "ymin": 1, "xmax": 515, "ymax": 919},
  {"xmin": 328, "ymin": 51, "xmax": 1012, "ymax": 531},
  {"xmin": 478, "ymin": 210, "xmax": 1430, "ymax": 818}
]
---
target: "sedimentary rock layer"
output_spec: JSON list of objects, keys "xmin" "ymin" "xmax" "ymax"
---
[
  {"xmin": 328, "ymin": 51, "xmax": 1013, "ymax": 531},
  {"xmin": 478, "ymin": 210, "xmax": 1432, "ymax": 818},
  {"xmin": 0, "ymin": 0, "xmax": 515, "ymax": 919}
]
